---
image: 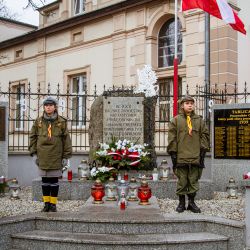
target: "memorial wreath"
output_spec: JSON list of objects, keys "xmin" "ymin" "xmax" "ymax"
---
[{"xmin": 93, "ymin": 138, "xmax": 151, "ymax": 171}]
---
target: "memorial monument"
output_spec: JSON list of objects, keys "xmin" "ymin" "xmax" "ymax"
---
[
  {"xmin": 212, "ymin": 103, "xmax": 250, "ymax": 190},
  {"xmin": 89, "ymin": 65, "xmax": 158, "ymax": 169},
  {"xmin": 103, "ymin": 96, "xmax": 144, "ymax": 145},
  {"xmin": 88, "ymin": 91, "xmax": 157, "ymax": 169}
]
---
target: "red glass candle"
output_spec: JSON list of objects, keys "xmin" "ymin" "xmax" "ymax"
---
[
  {"xmin": 120, "ymin": 200, "xmax": 126, "ymax": 210},
  {"xmin": 91, "ymin": 179, "xmax": 105, "ymax": 204},
  {"xmin": 138, "ymin": 180, "xmax": 152, "ymax": 205},
  {"xmin": 124, "ymin": 172, "xmax": 129, "ymax": 181},
  {"xmin": 243, "ymin": 172, "xmax": 250, "ymax": 179},
  {"xmin": 67, "ymin": 169, "xmax": 72, "ymax": 181}
]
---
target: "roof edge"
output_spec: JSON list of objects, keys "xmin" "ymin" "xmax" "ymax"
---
[
  {"xmin": 0, "ymin": 16, "xmax": 38, "ymax": 29},
  {"xmin": 0, "ymin": 0, "xmax": 155, "ymax": 50}
]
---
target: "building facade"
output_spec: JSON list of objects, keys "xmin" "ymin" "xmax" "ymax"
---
[
  {"xmin": 0, "ymin": 0, "xmax": 241, "ymax": 91},
  {"xmin": 238, "ymin": 0, "xmax": 250, "ymax": 91}
]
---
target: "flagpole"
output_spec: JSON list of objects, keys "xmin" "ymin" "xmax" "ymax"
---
[
  {"xmin": 173, "ymin": 0, "xmax": 178, "ymax": 116},
  {"xmin": 205, "ymin": 13, "xmax": 210, "ymax": 123}
]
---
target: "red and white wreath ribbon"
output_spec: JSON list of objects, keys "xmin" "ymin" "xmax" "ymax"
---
[{"xmin": 107, "ymin": 151, "xmax": 141, "ymax": 166}]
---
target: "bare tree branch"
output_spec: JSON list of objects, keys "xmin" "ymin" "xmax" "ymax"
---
[
  {"xmin": 0, "ymin": 0, "xmax": 48, "ymax": 21},
  {"xmin": 24, "ymin": 0, "xmax": 47, "ymax": 10},
  {"xmin": 0, "ymin": 0, "xmax": 15, "ymax": 18}
]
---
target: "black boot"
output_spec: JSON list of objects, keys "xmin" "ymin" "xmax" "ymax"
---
[
  {"xmin": 41, "ymin": 202, "xmax": 50, "ymax": 212},
  {"xmin": 187, "ymin": 194, "xmax": 201, "ymax": 213},
  {"xmin": 49, "ymin": 204, "xmax": 57, "ymax": 212},
  {"xmin": 176, "ymin": 195, "xmax": 186, "ymax": 213}
]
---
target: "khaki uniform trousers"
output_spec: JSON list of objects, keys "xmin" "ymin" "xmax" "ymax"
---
[{"xmin": 174, "ymin": 165, "xmax": 203, "ymax": 196}]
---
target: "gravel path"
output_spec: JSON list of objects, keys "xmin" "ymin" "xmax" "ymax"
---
[
  {"xmin": 0, "ymin": 187, "xmax": 86, "ymax": 218},
  {"xmin": 158, "ymin": 192, "xmax": 245, "ymax": 221},
  {"xmin": 0, "ymin": 187, "xmax": 245, "ymax": 221}
]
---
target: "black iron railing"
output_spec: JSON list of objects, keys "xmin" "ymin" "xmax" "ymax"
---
[{"xmin": 0, "ymin": 81, "xmax": 249, "ymax": 152}]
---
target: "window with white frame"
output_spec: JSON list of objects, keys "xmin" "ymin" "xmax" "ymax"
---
[
  {"xmin": 12, "ymin": 84, "xmax": 26, "ymax": 130},
  {"xmin": 158, "ymin": 18, "xmax": 182, "ymax": 68},
  {"xmin": 73, "ymin": 0, "xmax": 86, "ymax": 15},
  {"xmin": 71, "ymin": 74, "xmax": 87, "ymax": 127}
]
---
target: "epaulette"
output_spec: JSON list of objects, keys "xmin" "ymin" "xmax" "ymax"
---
[
  {"xmin": 58, "ymin": 115, "xmax": 67, "ymax": 121},
  {"xmin": 58, "ymin": 115, "xmax": 67, "ymax": 122}
]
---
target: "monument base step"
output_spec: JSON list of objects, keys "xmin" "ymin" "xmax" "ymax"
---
[
  {"xmin": 32, "ymin": 178, "xmax": 214, "ymax": 201},
  {"xmin": 4, "ymin": 196, "xmax": 244, "ymax": 250},
  {"xmin": 12, "ymin": 230, "xmax": 228, "ymax": 250}
]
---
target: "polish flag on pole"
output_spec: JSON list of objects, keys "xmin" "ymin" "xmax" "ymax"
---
[{"xmin": 181, "ymin": 0, "xmax": 246, "ymax": 34}]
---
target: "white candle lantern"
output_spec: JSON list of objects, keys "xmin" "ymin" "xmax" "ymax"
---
[
  {"xmin": 9, "ymin": 179, "xmax": 21, "ymax": 199},
  {"xmin": 226, "ymin": 177, "xmax": 238, "ymax": 199},
  {"xmin": 105, "ymin": 177, "xmax": 117, "ymax": 201},
  {"xmin": 159, "ymin": 160, "xmax": 170, "ymax": 180},
  {"xmin": 78, "ymin": 160, "xmax": 90, "ymax": 180},
  {"xmin": 128, "ymin": 177, "xmax": 138, "ymax": 201}
]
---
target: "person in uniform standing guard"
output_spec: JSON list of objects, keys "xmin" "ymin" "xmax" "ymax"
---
[
  {"xmin": 167, "ymin": 96, "xmax": 209, "ymax": 213},
  {"xmin": 29, "ymin": 96, "xmax": 72, "ymax": 212}
]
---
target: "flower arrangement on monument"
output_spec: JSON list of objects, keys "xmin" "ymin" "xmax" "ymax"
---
[
  {"xmin": 90, "ymin": 166, "xmax": 117, "ymax": 183},
  {"xmin": 93, "ymin": 138, "xmax": 151, "ymax": 171}
]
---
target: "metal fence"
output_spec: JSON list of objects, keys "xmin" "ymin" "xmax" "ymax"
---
[{"xmin": 0, "ymin": 81, "xmax": 249, "ymax": 153}]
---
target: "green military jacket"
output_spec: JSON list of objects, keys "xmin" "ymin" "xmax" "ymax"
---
[
  {"xmin": 167, "ymin": 111, "xmax": 210, "ymax": 166},
  {"xmin": 29, "ymin": 114, "xmax": 72, "ymax": 170}
]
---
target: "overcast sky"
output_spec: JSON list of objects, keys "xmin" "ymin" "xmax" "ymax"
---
[{"xmin": 5, "ymin": 0, "xmax": 54, "ymax": 26}]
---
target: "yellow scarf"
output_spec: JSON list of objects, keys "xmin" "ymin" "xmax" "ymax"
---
[
  {"xmin": 48, "ymin": 123, "xmax": 52, "ymax": 139},
  {"xmin": 187, "ymin": 115, "xmax": 192, "ymax": 136}
]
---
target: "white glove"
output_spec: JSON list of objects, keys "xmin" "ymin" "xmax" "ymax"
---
[
  {"xmin": 62, "ymin": 158, "xmax": 68, "ymax": 167},
  {"xmin": 62, "ymin": 159, "xmax": 70, "ymax": 172},
  {"xmin": 32, "ymin": 155, "xmax": 39, "ymax": 166}
]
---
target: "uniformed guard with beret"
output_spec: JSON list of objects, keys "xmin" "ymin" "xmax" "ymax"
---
[
  {"xmin": 29, "ymin": 96, "xmax": 72, "ymax": 212},
  {"xmin": 167, "ymin": 95, "xmax": 209, "ymax": 213}
]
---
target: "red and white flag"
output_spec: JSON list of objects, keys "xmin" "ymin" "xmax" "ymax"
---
[{"xmin": 181, "ymin": 0, "xmax": 246, "ymax": 34}]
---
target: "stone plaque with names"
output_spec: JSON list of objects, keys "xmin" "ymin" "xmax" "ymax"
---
[
  {"xmin": 0, "ymin": 107, "xmax": 6, "ymax": 141},
  {"xmin": 103, "ymin": 97, "xmax": 144, "ymax": 144},
  {"xmin": 214, "ymin": 108, "xmax": 250, "ymax": 159}
]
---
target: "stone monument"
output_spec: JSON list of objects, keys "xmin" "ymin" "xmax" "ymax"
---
[
  {"xmin": 103, "ymin": 96, "xmax": 144, "ymax": 144},
  {"xmin": 89, "ymin": 65, "xmax": 158, "ymax": 169},
  {"xmin": 89, "ymin": 90, "xmax": 157, "ymax": 169},
  {"xmin": 0, "ymin": 102, "xmax": 8, "ymax": 177}
]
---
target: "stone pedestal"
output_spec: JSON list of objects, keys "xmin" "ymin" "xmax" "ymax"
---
[{"xmin": 32, "ymin": 177, "xmax": 214, "ymax": 201}]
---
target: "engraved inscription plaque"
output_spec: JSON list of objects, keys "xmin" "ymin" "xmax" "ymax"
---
[
  {"xmin": 0, "ymin": 107, "xmax": 6, "ymax": 141},
  {"xmin": 214, "ymin": 108, "xmax": 250, "ymax": 159},
  {"xmin": 103, "ymin": 97, "xmax": 144, "ymax": 144}
]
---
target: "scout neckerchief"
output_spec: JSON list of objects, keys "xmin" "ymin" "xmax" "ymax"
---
[
  {"xmin": 47, "ymin": 123, "xmax": 52, "ymax": 140},
  {"xmin": 186, "ymin": 115, "xmax": 192, "ymax": 136},
  {"xmin": 43, "ymin": 112, "xmax": 58, "ymax": 140}
]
